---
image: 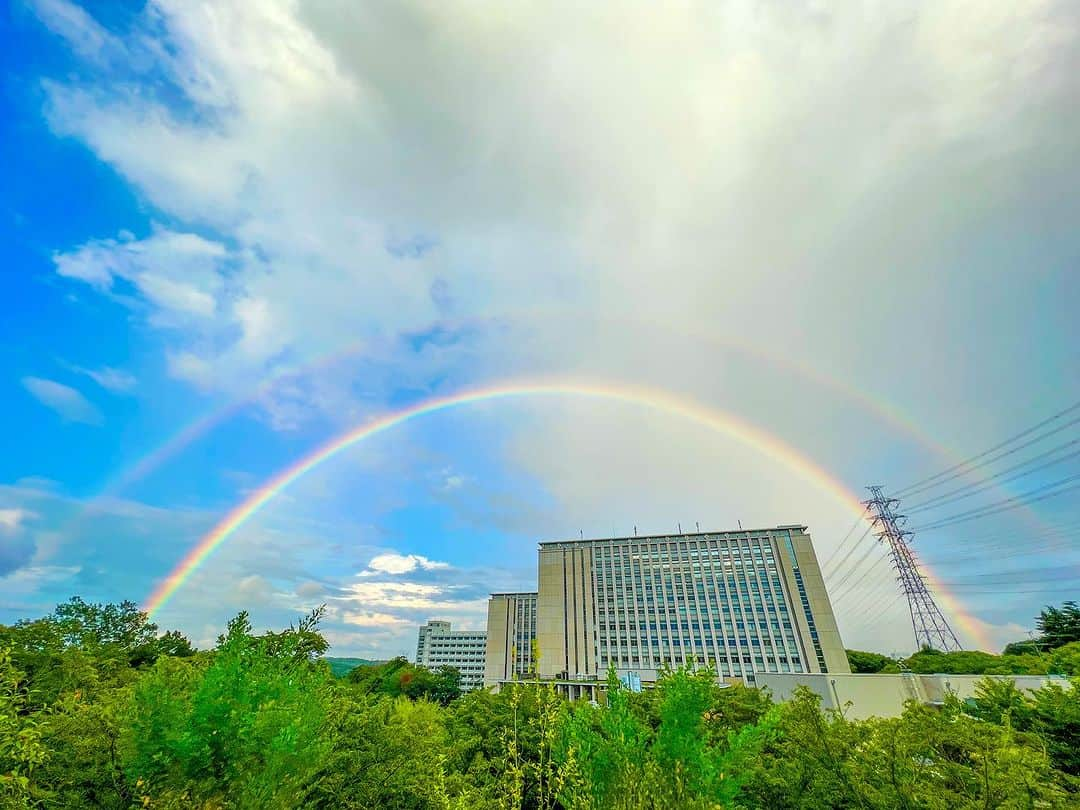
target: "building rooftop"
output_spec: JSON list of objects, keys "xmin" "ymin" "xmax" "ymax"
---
[
  {"xmin": 538, "ymin": 525, "xmax": 808, "ymax": 547},
  {"xmin": 488, "ymin": 591, "xmax": 539, "ymax": 598}
]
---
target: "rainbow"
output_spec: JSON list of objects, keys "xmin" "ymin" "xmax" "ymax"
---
[
  {"xmin": 99, "ymin": 314, "xmax": 1049, "ymax": 545},
  {"xmin": 141, "ymin": 378, "xmax": 993, "ymax": 650}
]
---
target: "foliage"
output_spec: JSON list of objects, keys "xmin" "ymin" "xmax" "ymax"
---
[
  {"xmin": 1036, "ymin": 601, "xmax": 1080, "ymax": 650},
  {"xmin": 348, "ymin": 656, "xmax": 462, "ymax": 704},
  {"xmin": 127, "ymin": 609, "xmax": 330, "ymax": 807},
  {"xmin": 325, "ymin": 656, "xmax": 381, "ymax": 678},
  {"xmin": 1, "ymin": 598, "xmax": 1078, "ymax": 808},
  {"xmin": 845, "ymin": 649, "xmax": 894, "ymax": 673},
  {"xmin": 0, "ymin": 648, "xmax": 48, "ymax": 808},
  {"xmin": 555, "ymin": 668, "xmax": 780, "ymax": 809},
  {"xmin": 742, "ymin": 687, "xmax": 1072, "ymax": 808}
]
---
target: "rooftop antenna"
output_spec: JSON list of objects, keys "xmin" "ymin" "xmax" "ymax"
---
[
  {"xmin": 738, "ymin": 520, "xmax": 742, "ymax": 530},
  {"xmin": 579, "ymin": 529, "xmax": 583, "ymax": 540},
  {"xmin": 695, "ymin": 522, "xmax": 700, "ymax": 532},
  {"xmin": 634, "ymin": 525, "xmax": 638, "ymax": 536},
  {"xmin": 678, "ymin": 522, "xmax": 682, "ymax": 534}
]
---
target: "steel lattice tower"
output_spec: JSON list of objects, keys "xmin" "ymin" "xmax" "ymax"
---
[{"xmin": 864, "ymin": 485, "xmax": 962, "ymax": 651}]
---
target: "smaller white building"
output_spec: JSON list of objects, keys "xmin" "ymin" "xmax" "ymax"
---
[
  {"xmin": 415, "ymin": 620, "xmax": 487, "ymax": 691},
  {"xmin": 755, "ymin": 672, "xmax": 1067, "ymax": 720}
]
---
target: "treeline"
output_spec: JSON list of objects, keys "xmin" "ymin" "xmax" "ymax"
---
[
  {"xmin": 1, "ymin": 598, "xmax": 1077, "ymax": 808},
  {"xmin": 847, "ymin": 601, "xmax": 1080, "ymax": 676}
]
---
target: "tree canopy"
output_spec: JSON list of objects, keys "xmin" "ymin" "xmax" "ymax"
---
[{"xmin": 0, "ymin": 597, "xmax": 1077, "ymax": 808}]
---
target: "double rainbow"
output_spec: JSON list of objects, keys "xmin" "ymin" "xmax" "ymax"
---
[{"xmin": 142, "ymin": 379, "xmax": 993, "ymax": 650}]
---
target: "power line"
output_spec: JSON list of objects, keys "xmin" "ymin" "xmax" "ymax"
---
[
  {"xmin": 905, "ymin": 441, "xmax": 1080, "ymax": 514},
  {"xmin": 922, "ymin": 533, "xmax": 1080, "ymax": 567},
  {"xmin": 823, "ymin": 524, "xmax": 873, "ymax": 580},
  {"xmin": 915, "ymin": 474, "xmax": 1080, "ymax": 532},
  {"xmin": 924, "ymin": 519, "xmax": 1080, "ymax": 551},
  {"xmin": 929, "ymin": 563, "xmax": 1080, "ymax": 587},
  {"xmin": 893, "ymin": 400, "xmax": 1080, "ymax": 497},
  {"xmin": 826, "ymin": 538, "xmax": 882, "ymax": 594},
  {"xmin": 831, "ymin": 553, "xmax": 892, "ymax": 604},
  {"xmin": 820, "ymin": 507, "xmax": 870, "ymax": 569}
]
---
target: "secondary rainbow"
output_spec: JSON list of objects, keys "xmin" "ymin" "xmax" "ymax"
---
[{"xmin": 143, "ymin": 379, "xmax": 993, "ymax": 649}]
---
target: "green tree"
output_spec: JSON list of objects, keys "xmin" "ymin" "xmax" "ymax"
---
[
  {"xmin": 0, "ymin": 648, "xmax": 48, "ymax": 808},
  {"xmin": 1028, "ymin": 678, "xmax": 1080, "ymax": 776},
  {"xmin": 126, "ymin": 609, "xmax": 331, "ymax": 807},
  {"xmin": 846, "ymin": 649, "xmax": 893, "ymax": 673},
  {"xmin": 348, "ymin": 657, "xmax": 462, "ymax": 705},
  {"xmin": 556, "ymin": 667, "xmax": 779, "ymax": 809},
  {"xmin": 301, "ymin": 690, "xmax": 460, "ymax": 809},
  {"xmin": 1036, "ymin": 601, "xmax": 1080, "ymax": 650}
]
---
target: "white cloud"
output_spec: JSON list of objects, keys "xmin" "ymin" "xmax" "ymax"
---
[
  {"xmin": 338, "ymin": 580, "xmax": 482, "ymax": 613},
  {"xmin": 68, "ymin": 365, "xmax": 137, "ymax": 393},
  {"xmin": 25, "ymin": 0, "xmax": 1080, "ymax": 650},
  {"xmin": 342, "ymin": 610, "xmax": 412, "ymax": 628},
  {"xmin": 25, "ymin": 0, "xmax": 122, "ymax": 65},
  {"xmin": 361, "ymin": 552, "xmax": 451, "ymax": 577},
  {"xmin": 21, "ymin": 376, "xmax": 103, "ymax": 425},
  {"xmin": 0, "ymin": 565, "xmax": 81, "ymax": 595},
  {"xmin": 0, "ymin": 509, "xmax": 34, "ymax": 533}
]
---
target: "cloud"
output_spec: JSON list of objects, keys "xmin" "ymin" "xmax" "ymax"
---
[
  {"xmin": 342, "ymin": 610, "xmax": 412, "ymax": 628},
  {"xmin": 0, "ymin": 509, "xmax": 37, "ymax": 576},
  {"xmin": 23, "ymin": 1, "xmax": 1080, "ymax": 653},
  {"xmin": 0, "ymin": 508, "xmax": 34, "ymax": 533},
  {"xmin": 21, "ymin": 377, "xmax": 103, "ymax": 425},
  {"xmin": 25, "ymin": 0, "xmax": 123, "ymax": 65},
  {"xmin": 361, "ymin": 552, "xmax": 451, "ymax": 577},
  {"xmin": 69, "ymin": 365, "xmax": 137, "ymax": 393}
]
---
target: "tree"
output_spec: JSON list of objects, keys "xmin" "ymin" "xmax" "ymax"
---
[
  {"xmin": 348, "ymin": 657, "xmax": 462, "ymax": 705},
  {"xmin": 556, "ymin": 667, "xmax": 779, "ymax": 809},
  {"xmin": 846, "ymin": 649, "xmax": 893, "ymax": 674},
  {"xmin": 1036, "ymin": 601, "xmax": 1080, "ymax": 650},
  {"xmin": 126, "ymin": 609, "xmax": 332, "ymax": 807},
  {"xmin": 1028, "ymin": 678, "xmax": 1080, "ymax": 776},
  {"xmin": 0, "ymin": 648, "xmax": 48, "ymax": 808}
]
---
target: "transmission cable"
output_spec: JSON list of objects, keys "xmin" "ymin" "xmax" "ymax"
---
[
  {"xmin": 893, "ymin": 400, "xmax": 1080, "ymax": 497},
  {"xmin": 824, "ymin": 524, "xmax": 874, "ymax": 579},
  {"xmin": 915, "ymin": 474, "xmax": 1080, "ymax": 532},
  {"xmin": 831, "ymin": 553, "xmax": 892, "ymax": 604},
  {"xmin": 905, "ymin": 441, "xmax": 1080, "ymax": 513},
  {"xmin": 820, "ymin": 507, "xmax": 870, "ymax": 570},
  {"xmin": 827, "ymin": 540, "xmax": 885, "ymax": 594}
]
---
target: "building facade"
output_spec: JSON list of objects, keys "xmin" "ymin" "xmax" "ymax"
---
[
  {"xmin": 756, "ymin": 672, "xmax": 1064, "ymax": 720},
  {"xmin": 534, "ymin": 526, "xmax": 849, "ymax": 686},
  {"xmin": 484, "ymin": 592, "xmax": 538, "ymax": 686},
  {"xmin": 415, "ymin": 620, "xmax": 487, "ymax": 691}
]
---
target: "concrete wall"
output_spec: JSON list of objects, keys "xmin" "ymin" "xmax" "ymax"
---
[
  {"xmin": 537, "ymin": 544, "xmax": 595, "ymax": 679},
  {"xmin": 484, "ymin": 596, "xmax": 512, "ymax": 687},
  {"xmin": 755, "ymin": 672, "xmax": 1066, "ymax": 720}
]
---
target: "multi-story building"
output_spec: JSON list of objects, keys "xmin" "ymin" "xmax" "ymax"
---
[
  {"xmin": 414, "ymin": 620, "xmax": 487, "ymax": 691},
  {"xmin": 484, "ymin": 592, "xmax": 538, "ymax": 686},
  {"xmin": 523, "ymin": 525, "xmax": 848, "ymax": 692}
]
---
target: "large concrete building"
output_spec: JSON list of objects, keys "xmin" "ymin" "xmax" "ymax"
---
[
  {"xmin": 415, "ymin": 620, "xmax": 487, "ymax": 691},
  {"xmin": 487, "ymin": 525, "xmax": 848, "ymax": 691},
  {"xmin": 484, "ymin": 592, "xmax": 538, "ymax": 684}
]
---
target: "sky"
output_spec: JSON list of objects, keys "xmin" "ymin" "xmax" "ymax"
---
[{"xmin": 1, "ymin": 0, "xmax": 1077, "ymax": 659}]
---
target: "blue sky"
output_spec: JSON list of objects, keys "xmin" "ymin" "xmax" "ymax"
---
[{"xmin": 1, "ymin": 0, "xmax": 1077, "ymax": 657}]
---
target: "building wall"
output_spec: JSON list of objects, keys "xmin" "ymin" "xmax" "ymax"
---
[
  {"xmin": 484, "ymin": 592, "xmax": 538, "ymax": 686},
  {"xmin": 414, "ymin": 620, "xmax": 487, "ymax": 691},
  {"xmin": 537, "ymin": 544, "xmax": 595, "ymax": 680},
  {"xmin": 775, "ymin": 526, "xmax": 849, "ymax": 674},
  {"xmin": 535, "ymin": 527, "xmax": 849, "ymax": 685},
  {"xmin": 755, "ymin": 672, "xmax": 1064, "ymax": 720}
]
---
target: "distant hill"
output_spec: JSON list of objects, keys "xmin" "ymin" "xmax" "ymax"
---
[{"xmin": 325, "ymin": 656, "xmax": 383, "ymax": 678}]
